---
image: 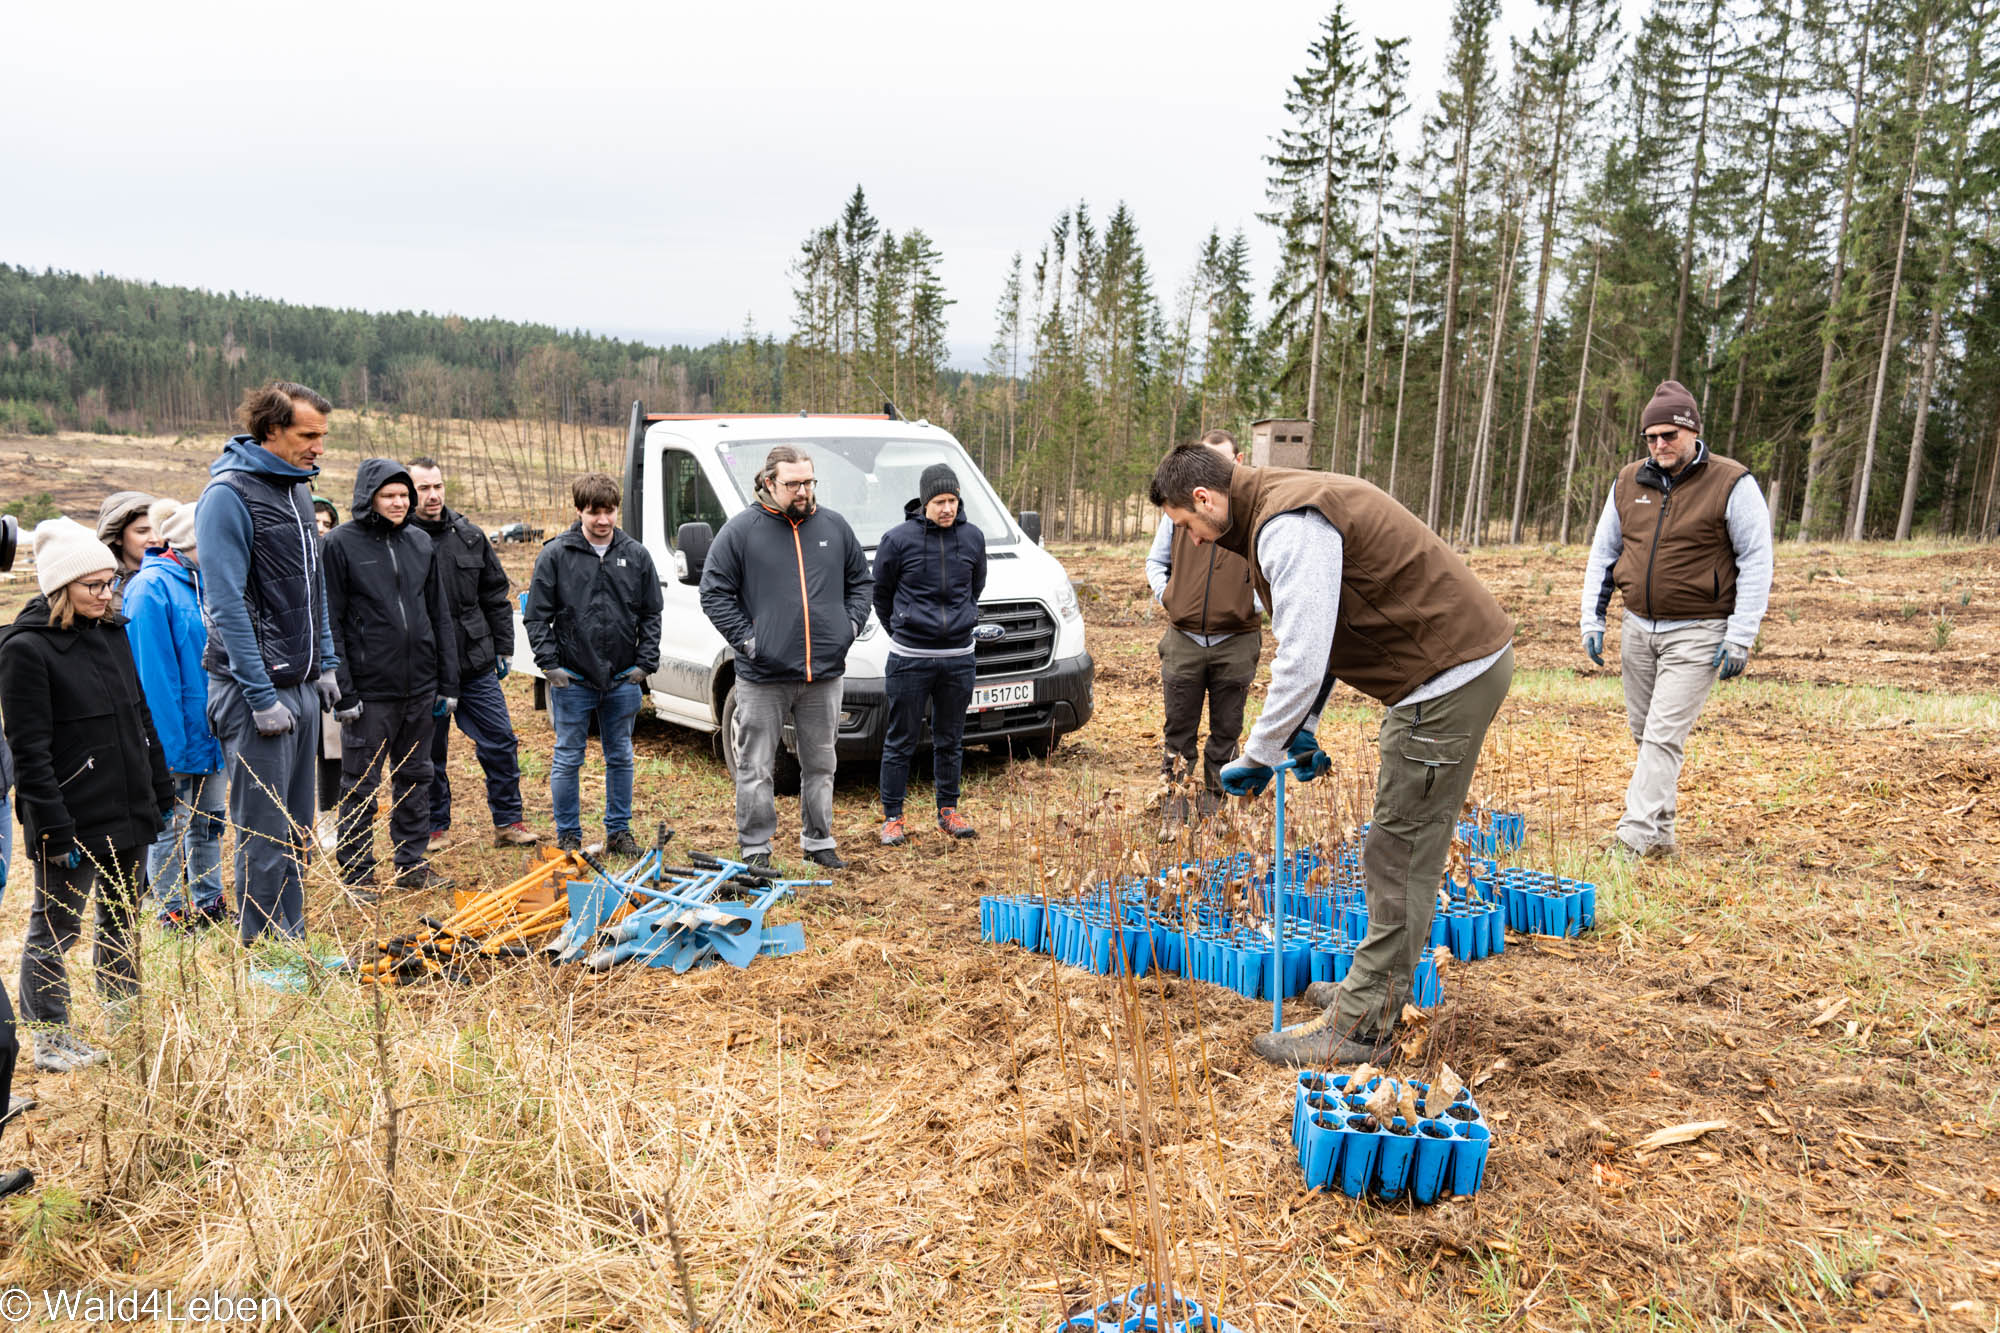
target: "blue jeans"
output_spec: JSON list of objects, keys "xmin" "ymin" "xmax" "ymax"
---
[
  {"xmin": 428, "ymin": 669, "xmax": 525, "ymax": 830},
  {"xmin": 148, "ymin": 771, "xmax": 227, "ymax": 917},
  {"xmin": 878, "ymin": 652, "xmax": 977, "ymax": 820},
  {"xmin": 548, "ymin": 679, "xmax": 642, "ymax": 840}
]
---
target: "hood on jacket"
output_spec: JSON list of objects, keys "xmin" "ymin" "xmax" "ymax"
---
[
  {"xmin": 212, "ymin": 433, "xmax": 323, "ymax": 482},
  {"xmin": 351, "ymin": 458, "xmax": 416, "ymax": 528},
  {"xmin": 136, "ymin": 549, "xmax": 198, "ymax": 587}
]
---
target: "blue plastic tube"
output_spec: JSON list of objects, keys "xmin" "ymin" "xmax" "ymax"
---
[
  {"xmin": 1304, "ymin": 1111, "xmax": 1344, "ymax": 1190},
  {"xmin": 1451, "ymin": 1120, "xmax": 1492, "ymax": 1195},
  {"xmin": 1373, "ymin": 1118, "xmax": 1418, "ymax": 1201},
  {"xmin": 1410, "ymin": 1119, "xmax": 1456, "ymax": 1204},
  {"xmin": 1337, "ymin": 1116, "xmax": 1382, "ymax": 1198}
]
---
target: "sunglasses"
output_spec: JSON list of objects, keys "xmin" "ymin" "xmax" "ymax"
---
[{"xmin": 1643, "ymin": 428, "xmax": 1683, "ymax": 445}]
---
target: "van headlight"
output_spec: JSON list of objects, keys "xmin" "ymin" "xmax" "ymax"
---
[{"xmin": 1055, "ymin": 582, "xmax": 1081, "ymax": 623}]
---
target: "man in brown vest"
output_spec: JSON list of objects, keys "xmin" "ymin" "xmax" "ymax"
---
[
  {"xmin": 1579, "ymin": 380, "xmax": 1772, "ymax": 859},
  {"xmin": 1148, "ymin": 444, "xmax": 1515, "ymax": 1067},
  {"xmin": 1145, "ymin": 429, "xmax": 1262, "ymax": 828}
]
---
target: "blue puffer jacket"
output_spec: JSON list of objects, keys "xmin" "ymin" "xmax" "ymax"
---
[
  {"xmin": 872, "ymin": 498, "xmax": 988, "ymax": 651},
  {"xmin": 122, "ymin": 550, "xmax": 226, "ymax": 775}
]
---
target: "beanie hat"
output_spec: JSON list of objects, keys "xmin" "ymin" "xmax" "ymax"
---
[
  {"xmin": 159, "ymin": 499, "xmax": 199, "ymax": 551},
  {"xmin": 149, "ymin": 497, "xmax": 180, "ymax": 535},
  {"xmin": 1640, "ymin": 380, "xmax": 1701, "ymax": 437},
  {"xmin": 34, "ymin": 517, "xmax": 118, "ymax": 596},
  {"xmin": 96, "ymin": 490, "xmax": 154, "ymax": 545},
  {"xmin": 920, "ymin": 463, "xmax": 961, "ymax": 506}
]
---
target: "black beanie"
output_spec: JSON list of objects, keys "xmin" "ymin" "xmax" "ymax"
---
[
  {"xmin": 920, "ymin": 463, "xmax": 961, "ymax": 505},
  {"xmin": 1640, "ymin": 380, "xmax": 1701, "ymax": 436}
]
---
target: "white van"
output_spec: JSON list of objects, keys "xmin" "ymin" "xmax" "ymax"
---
[{"xmin": 513, "ymin": 405, "xmax": 1094, "ymax": 774}]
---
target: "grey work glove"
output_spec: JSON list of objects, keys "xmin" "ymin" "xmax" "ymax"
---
[
  {"xmin": 315, "ymin": 669, "xmax": 342, "ymax": 711},
  {"xmin": 618, "ymin": 667, "xmax": 648, "ymax": 686},
  {"xmin": 1712, "ymin": 641, "xmax": 1748, "ymax": 681},
  {"xmin": 546, "ymin": 667, "xmax": 576, "ymax": 689},
  {"xmin": 1582, "ymin": 631, "xmax": 1604, "ymax": 667},
  {"xmin": 252, "ymin": 702, "xmax": 297, "ymax": 737},
  {"xmin": 434, "ymin": 696, "xmax": 458, "ymax": 718},
  {"xmin": 335, "ymin": 699, "xmax": 365, "ymax": 725}
]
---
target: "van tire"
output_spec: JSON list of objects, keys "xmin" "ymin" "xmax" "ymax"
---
[{"xmin": 717, "ymin": 684, "xmax": 802, "ymax": 797}]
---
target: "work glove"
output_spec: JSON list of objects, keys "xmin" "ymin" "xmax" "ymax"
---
[
  {"xmin": 335, "ymin": 699, "xmax": 365, "ymax": 725},
  {"xmin": 1582, "ymin": 631, "xmax": 1604, "ymax": 667},
  {"xmin": 315, "ymin": 669, "xmax": 342, "ymax": 711},
  {"xmin": 251, "ymin": 702, "xmax": 297, "ymax": 737},
  {"xmin": 1219, "ymin": 759, "xmax": 1276, "ymax": 799},
  {"xmin": 618, "ymin": 667, "xmax": 648, "ymax": 686},
  {"xmin": 1284, "ymin": 727, "xmax": 1332, "ymax": 783},
  {"xmin": 434, "ymin": 696, "xmax": 458, "ymax": 718},
  {"xmin": 1712, "ymin": 641, "xmax": 1748, "ymax": 681},
  {"xmin": 43, "ymin": 837, "xmax": 80, "ymax": 871},
  {"xmin": 546, "ymin": 668, "xmax": 576, "ymax": 689},
  {"xmin": 494, "ymin": 659, "xmax": 510, "ymax": 680}
]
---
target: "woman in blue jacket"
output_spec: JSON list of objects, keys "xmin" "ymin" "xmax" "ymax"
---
[{"xmin": 122, "ymin": 501, "xmax": 229, "ymax": 928}]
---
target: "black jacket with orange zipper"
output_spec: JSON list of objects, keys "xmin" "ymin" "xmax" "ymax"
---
[{"xmin": 698, "ymin": 498, "xmax": 873, "ymax": 685}]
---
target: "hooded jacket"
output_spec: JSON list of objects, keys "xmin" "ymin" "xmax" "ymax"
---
[
  {"xmin": 121, "ymin": 550, "xmax": 225, "ymax": 775},
  {"xmin": 0, "ymin": 596, "xmax": 174, "ymax": 861},
  {"xmin": 522, "ymin": 523, "xmax": 663, "ymax": 692},
  {"xmin": 194, "ymin": 434, "xmax": 339, "ymax": 710},
  {"xmin": 410, "ymin": 506, "xmax": 514, "ymax": 676},
  {"xmin": 323, "ymin": 459, "xmax": 459, "ymax": 704},
  {"xmin": 699, "ymin": 497, "xmax": 872, "ymax": 685},
  {"xmin": 872, "ymin": 497, "xmax": 987, "ymax": 651}
]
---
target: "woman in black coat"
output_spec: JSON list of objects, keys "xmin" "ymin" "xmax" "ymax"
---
[{"xmin": 0, "ymin": 518, "xmax": 173, "ymax": 1075}]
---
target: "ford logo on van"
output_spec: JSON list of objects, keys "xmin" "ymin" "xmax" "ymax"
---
[{"xmin": 972, "ymin": 622, "xmax": 1007, "ymax": 642}]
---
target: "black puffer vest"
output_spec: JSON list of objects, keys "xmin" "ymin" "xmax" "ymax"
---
[{"xmin": 201, "ymin": 469, "xmax": 325, "ymax": 688}]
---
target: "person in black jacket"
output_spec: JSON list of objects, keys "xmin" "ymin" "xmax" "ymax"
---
[
  {"xmin": 324, "ymin": 459, "xmax": 459, "ymax": 899},
  {"xmin": 0, "ymin": 518, "xmax": 173, "ymax": 1074},
  {"xmin": 522, "ymin": 473, "xmax": 662, "ymax": 855},
  {"xmin": 698, "ymin": 445, "xmax": 871, "ymax": 871},
  {"xmin": 872, "ymin": 464, "xmax": 987, "ymax": 846},
  {"xmin": 407, "ymin": 459, "xmax": 540, "ymax": 849}
]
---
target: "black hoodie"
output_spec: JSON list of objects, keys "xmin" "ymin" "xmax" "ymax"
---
[
  {"xmin": 0, "ymin": 595, "xmax": 173, "ymax": 861},
  {"xmin": 872, "ymin": 497, "xmax": 987, "ymax": 651},
  {"xmin": 323, "ymin": 459, "xmax": 459, "ymax": 705}
]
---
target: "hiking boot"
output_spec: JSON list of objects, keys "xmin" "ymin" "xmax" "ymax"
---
[
  {"xmin": 395, "ymin": 864, "xmax": 454, "ymax": 893},
  {"xmin": 493, "ymin": 822, "xmax": 541, "ymax": 848},
  {"xmin": 604, "ymin": 830, "xmax": 644, "ymax": 857},
  {"xmin": 1250, "ymin": 1017, "xmax": 1393, "ymax": 1069},
  {"xmin": 742, "ymin": 851, "xmax": 774, "ymax": 870},
  {"xmin": 879, "ymin": 817, "xmax": 909, "ymax": 846},
  {"xmin": 342, "ymin": 882, "xmax": 382, "ymax": 907},
  {"xmin": 158, "ymin": 906, "xmax": 200, "ymax": 934},
  {"xmin": 33, "ymin": 1030, "xmax": 109, "ymax": 1074},
  {"xmin": 555, "ymin": 833, "xmax": 583, "ymax": 852},
  {"xmin": 0, "ymin": 1167, "xmax": 33, "ymax": 1199},
  {"xmin": 1642, "ymin": 839, "xmax": 1679, "ymax": 861},
  {"xmin": 803, "ymin": 847, "xmax": 847, "ymax": 870},
  {"xmin": 936, "ymin": 807, "xmax": 978, "ymax": 840},
  {"xmin": 1303, "ymin": 980, "xmax": 1342, "ymax": 1010}
]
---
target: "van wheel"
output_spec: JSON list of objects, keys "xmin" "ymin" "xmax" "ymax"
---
[{"xmin": 716, "ymin": 684, "xmax": 803, "ymax": 796}]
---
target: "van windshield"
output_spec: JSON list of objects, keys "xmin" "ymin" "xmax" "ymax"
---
[{"xmin": 711, "ymin": 436, "xmax": 1017, "ymax": 548}]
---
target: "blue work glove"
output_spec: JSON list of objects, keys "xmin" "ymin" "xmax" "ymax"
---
[
  {"xmin": 494, "ymin": 659, "xmax": 510, "ymax": 680},
  {"xmin": 1284, "ymin": 728, "xmax": 1332, "ymax": 782},
  {"xmin": 546, "ymin": 667, "xmax": 576, "ymax": 689},
  {"xmin": 1583, "ymin": 631, "xmax": 1604, "ymax": 667},
  {"xmin": 1219, "ymin": 759, "xmax": 1275, "ymax": 798},
  {"xmin": 1712, "ymin": 641, "xmax": 1748, "ymax": 680},
  {"xmin": 434, "ymin": 696, "xmax": 458, "ymax": 718}
]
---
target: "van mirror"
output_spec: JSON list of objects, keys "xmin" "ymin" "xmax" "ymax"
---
[
  {"xmin": 1019, "ymin": 511, "xmax": 1042, "ymax": 545},
  {"xmin": 676, "ymin": 522, "xmax": 714, "ymax": 582}
]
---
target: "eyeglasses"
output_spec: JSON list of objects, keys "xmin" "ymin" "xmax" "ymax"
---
[
  {"xmin": 77, "ymin": 578, "xmax": 115, "ymax": 596},
  {"xmin": 773, "ymin": 478, "xmax": 817, "ymax": 493},
  {"xmin": 1643, "ymin": 429, "xmax": 1682, "ymax": 445}
]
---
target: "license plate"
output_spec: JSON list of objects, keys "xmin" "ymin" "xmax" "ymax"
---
[{"xmin": 968, "ymin": 679, "xmax": 1034, "ymax": 712}]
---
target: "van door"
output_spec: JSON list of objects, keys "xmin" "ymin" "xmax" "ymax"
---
[{"xmin": 655, "ymin": 448, "xmax": 731, "ymax": 707}]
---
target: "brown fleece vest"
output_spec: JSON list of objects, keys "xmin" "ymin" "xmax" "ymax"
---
[
  {"xmin": 1610, "ymin": 450, "xmax": 1749, "ymax": 620},
  {"xmin": 1161, "ymin": 521, "xmax": 1260, "ymax": 637},
  {"xmin": 1215, "ymin": 465, "xmax": 1513, "ymax": 704}
]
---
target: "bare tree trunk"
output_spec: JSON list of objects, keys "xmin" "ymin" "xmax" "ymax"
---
[
  {"xmin": 1462, "ymin": 215, "xmax": 1521, "ymax": 545},
  {"xmin": 1853, "ymin": 36, "xmax": 1936, "ymax": 541},
  {"xmin": 1356, "ymin": 144, "xmax": 1393, "ymax": 477},
  {"xmin": 1668, "ymin": 0, "xmax": 1725, "ymax": 382},
  {"xmin": 1388, "ymin": 255, "xmax": 1419, "ymax": 503},
  {"xmin": 1726, "ymin": 1, "xmax": 1794, "ymax": 454},
  {"xmin": 1426, "ymin": 122, "xmax": 1476, "ymax": 530},
  {"xmin": 1801, "ymin": 19, "xmax": 1873, "ymax": 538},
  {"xmin": 1558, "ymin": 246, "xmax": 1601, "ymax": 545},
  {"xmin": 1305, "ymin": 95, "xmax": 1340, "ymax": 425}
]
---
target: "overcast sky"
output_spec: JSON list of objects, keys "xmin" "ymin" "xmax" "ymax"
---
[{"xmin": 3, "ymin": 0, "xmax": 1636, "ymax": 370}]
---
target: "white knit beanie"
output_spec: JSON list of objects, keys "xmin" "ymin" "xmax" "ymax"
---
[
  {"xmin": 34, "ymin": 517, "xmax": 119, "ymax": 596},
  {"xmin": 158, "ymin": 499, "xmax": 198, "ymax": 551}
]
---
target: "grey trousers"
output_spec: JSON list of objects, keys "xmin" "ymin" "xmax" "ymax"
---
[
  {"xmin": 1618, "ymin": 620, "xmax": 1726, "ymax": 852},
  {"xmin": 732, "ymin": 678, "xmax": 841, "ymax": 855},
  {"xmin": 209, "ymin": 677, "xmax": 319, "ymax": 943},
  {"xmin": 337, "ymin": 696, "xmax": 437, "ymax": 884},
  {"xmin": 20, "ymin": 844, "xmax": 145, "ymax": 1029},
  {"xmin": 1331, "ymin": 646, "xmax": 1514, "ymax": 1040}
]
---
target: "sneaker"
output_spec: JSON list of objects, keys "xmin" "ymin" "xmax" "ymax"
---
[
  {"xmin": 936, "ymin": 807, "xmax": 978, "ymax": 840},
  {"xmin": 879, "ymin": 817, "xmax": 908, "ymax": 846},
  {"xmin": 604, "ymin": 830, "xmax": 643, "ymax": 857},
  {"xmin": 33, "ymin": 1030, "xmax": 109, "ymax": 1074},
  {"xmin": 493, "ymin": 822, "xmax": 541, "ymax": 848},
  {"xmin": 1642, "ymin": 840, "xmax": 1679, "ymax": 861},
  {"xmin": 803, "ymin": 847, "xmax": 847, "ymax": 871},
  {"xmin": 2, "ymin": 1093, "xmax": 39, "ymax": 1127},
  {"xmin": 316, "ymin": 815, "xmax": 338, "ymax": 852},
  {"xmin": 158, "ymin": 906, "xmax": 200, "ymax": 934},
  {"xmin": 198, "ymin": 900, "xmax": 234, "ymax": 927},
  {"xmin": 428, "ymin": 829, "xmax": 448, "ymax": 849},
  {"xmin": 743, "ymin": 851, "xmax": 774, "ymax": 871},
  {"xmin": 555, "ymin": 833, "xmax": 582, "ymax": 852},
  {"xmin": 395, "ymin": 864, "xmax": 454, "ymax": 893},
  {"xmin": 342, "ymin": 882, "xmax": 382, "ymax": 907}
]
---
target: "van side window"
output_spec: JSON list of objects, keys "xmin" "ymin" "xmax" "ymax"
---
[{"xmin": 662, "ymin": 450, "xmax": 727, "ymax": 548}]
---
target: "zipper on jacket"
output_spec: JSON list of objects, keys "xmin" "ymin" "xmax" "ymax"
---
[
  {"xmin": 59, "ymin": 756, "xmax": 95, "ymax": 788},
  {"xmin": 1643, "ymin": 488, "xmax": 1672, "ymax": 619},
  {"xmin": 385, "ymin": 532, "xmax": 410, "ymax": 634},
  {"xmin": 791, "ymin": 518, "xmax": 813, "ymax": 681}
]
